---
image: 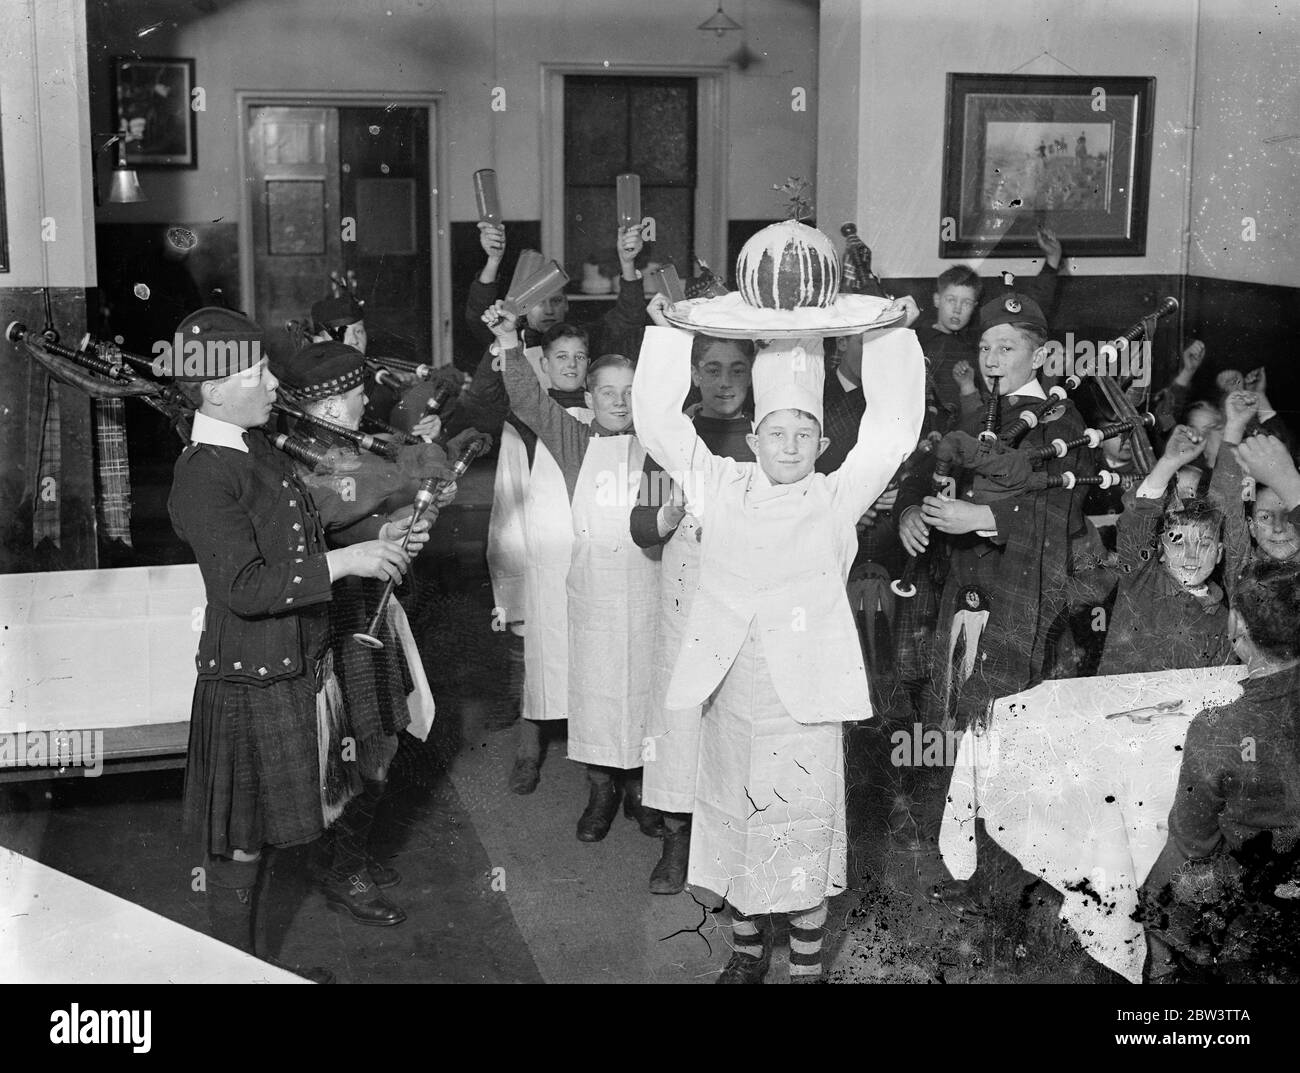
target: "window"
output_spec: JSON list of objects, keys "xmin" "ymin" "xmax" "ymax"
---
[{"xmin": 563, "ymin": 76, "xmax": 697, "ymax": 285}]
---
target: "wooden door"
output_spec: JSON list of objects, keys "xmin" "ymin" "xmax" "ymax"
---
[{"xmin": 247, "ymin": 106, "xmax": 341, "ymax": 341}]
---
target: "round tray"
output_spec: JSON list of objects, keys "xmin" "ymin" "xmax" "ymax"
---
[{"xmin": 661, "ymin": 292, "xmax": 906, "ymax": 340}]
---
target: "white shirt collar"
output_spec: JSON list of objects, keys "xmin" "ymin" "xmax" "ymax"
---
[
  {"xmin": 190, "ymin": 411, "xmax": 250, "ymax": 453},
  {"xmin": 836, "ymin": 367, "xmax": 860, "ymax": 394},
  {"xmin": 1004, "ymin": 378, "xmax": 1046, "ymax": 401}
]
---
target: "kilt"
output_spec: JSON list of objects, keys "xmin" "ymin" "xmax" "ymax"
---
[
  {"xmin": 331, "ymin": 576, "xmax": 411, "ymax": 778},
  {"xmin": 688, "ymin": 621, "xmax": 847, "ymax": 916},
  {"xmin": 184, "ymin": 672, "xmax": 325, "ymax": 858}
]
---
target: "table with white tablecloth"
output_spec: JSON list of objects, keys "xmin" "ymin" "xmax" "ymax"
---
[{"xmin": 939, "ymin": 665, "xmax": 1248, "ymax": 983}]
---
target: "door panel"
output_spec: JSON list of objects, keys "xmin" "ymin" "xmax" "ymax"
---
[{"xmin": 247, "ymin": 106, "xmax": 340, "ymax": 341}]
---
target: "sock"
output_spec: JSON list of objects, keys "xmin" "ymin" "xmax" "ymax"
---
[
  {"xmin": 729, "ymin": 906, "xmax": 765, "ymax": 961},
  {"xmin": 663, "ymin": 812, "xmax": 690, "ymax": 834},
  {"xmin": 788, "ymin": 900, "xmax": 828, "ymax": 977},
  {"xmin": 516, "ymin": 718, "xmax": 541, "ymax": 763},
  {"xmin": 587, "ymin": 764, "xmax": 615, "ymax": 786},
  {"xmin": 330, "ymin": 782, "xmax": 381, "ymax": 882},
  {"xmin": 506, "ymin": 632, "xmax": 525, "ymax": 711}
]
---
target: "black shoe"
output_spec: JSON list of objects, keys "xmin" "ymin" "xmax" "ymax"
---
[
  {"xmin": 509, "ymin": 756, "xmax": 540, "ymax": 795},
  {"xmin": 717, "ymin": 947, "xmax": 772, "ymax": 984},
  {"xmin": 621, "ymin": 772, "xmax": 665, "ymax": 838},
  {"xmin": 576, "ymin": 777, "xmax": 622, "ymax": 842},
  {"xmin": 320, "ymin": 872, "xmax": 407, "ymax": 926},
  {"xmin": 366, "ymin": 855, "xmax": 401, "ymax": 890},
  {"xmin": 649, "ymin": 824, "xmax": 691, "ymax": 894}
]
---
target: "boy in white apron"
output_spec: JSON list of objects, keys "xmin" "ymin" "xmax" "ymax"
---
[
  {"xmin": 629, "ymin": 335, "xmax": 756, "ymax": 894},
  {"xmin": 485, "ymin": 303, "xmax": 663, "ymax": 843},
  {"xmin": 486, "ymin": 324, "xmax": 594, "ymax": 793},
  {"xmin": 633, "ymin": 312, "xmax": 925, "ymax": 982}
]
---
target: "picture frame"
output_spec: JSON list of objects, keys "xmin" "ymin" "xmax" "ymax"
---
[
  {"xmin": 111, "ymin": 56, "xmax": 197, "ymax": 168},
  {"xmin": 940, "ymin": 73, "xmax": 1155, "ymax": 258}
]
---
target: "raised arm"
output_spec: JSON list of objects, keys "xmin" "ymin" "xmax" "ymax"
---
[
  {"xmin": 632, "ymin": 325, "xmax": 726, "ymax": 516},
  {"xmin": 831, "ymin": 327, "xmax": 926, "ymax": 519}
]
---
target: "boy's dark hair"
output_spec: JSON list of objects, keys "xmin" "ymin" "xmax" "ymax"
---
[
  {"xmin": 540, "ymin": 323, "xmax": 589, "ymax": 353},
  {"xmin": 585, "ymin": 353, "xmax": 634, "ymax": 391},
  {"xmin": 936, "ymin": 265, "xmax": 982, "ymax": 297},
  {"xmin": 1163, "ymin": 495, "xmax": 1223, "ymax": 536},
  {"xmin": 1233, "ymin": 559, "xmax": 1300, "ymax": 659},
  {"xmin": 690, "ymin": 334, "xmax": 756, "ymax": 368},
  {"xmin": 175, "ymin": 380, "xmax": 207, "ymax": 409}
]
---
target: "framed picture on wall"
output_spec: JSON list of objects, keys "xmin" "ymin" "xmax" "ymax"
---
[
  {"xmin": 940, "ymin": 73, "xmax": 1155, "ymax": 258},
  {"xmin": 111, "ymin": 56, "xmax": 197, "ymax": 168}
]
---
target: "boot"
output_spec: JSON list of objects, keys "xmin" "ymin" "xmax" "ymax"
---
[
  {"xmin": 576, "ymin": 767, "xmax": 622, "ymax": 842},
  {"xmin": 649, "ymin": 816, "xmax": 691, "ymax": 894},
  {"xmin": 509, "ymin": 718, "xmax": 541, "ymax": 795},
  {"xmin": 717, "ymin": 917, "xmax": 772, "ymax": 984},
  {"xmin": 621, "ymin": 769, "xmax": 665, "ymax": 838},
  {"xmin": 320, "ymin": 782, "xmax": 406, "ymax": 926}
]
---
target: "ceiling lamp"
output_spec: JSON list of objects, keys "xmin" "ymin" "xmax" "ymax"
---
[{"xmin": 698, "ymin": 4, "xmax": 742, "ymax": 37}]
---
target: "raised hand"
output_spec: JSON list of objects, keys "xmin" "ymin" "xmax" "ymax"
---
[
  {"xmin": 478, "ymin": 222, "xmax": 506, "ymax": 262},
  {"xmin": 1223, "ymin": 391, "xmax": 1259, "ymax": 434},
  {"xmin": 1236, "ymin": 434, "xmax": 1300, "ymax": 506},
  {"xmin": 1178, "ymin": 340, "xmax": 1206, "ymax": 384},
  {"xmin": 1036, "ymin": 225, "xmax": 1063, "ymax": 268},
  {"xmin": 617, "ymin": 225, "xmax": 644, "ymax": 275},
  {"xmin": 952, "ymin": 360, "xmax": 977, "ymax": 395},
  {"xmin": 482, "ymin": 300, "xmax": 519, "ymax": 340},
  {"xmin": 646, "ymin": 292, "xmax": 672, "ymax": 328},
  {"xmin": 1161, "ymin": 423, "xmax": 1208, "ymax": 468}
]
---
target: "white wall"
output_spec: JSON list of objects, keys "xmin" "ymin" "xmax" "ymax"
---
[
  {"xmin": 819, "ymin": 0, "xmax": 1201, "ymax": 280},
  {"xmin": 1187, "ymin": 0, "xmax": 1300, "ymax": 286},
  {"xmin": 1, "ymin": 0, "xmax": 96, "ymax": 287},
  {"xmin": 90, "ymin": 0, "xmax": 820, "ymax": 227}
]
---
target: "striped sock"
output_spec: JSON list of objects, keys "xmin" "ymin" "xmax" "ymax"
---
[
  {"xmin": 788, "ymin": 900, "xmax": 828, "ymax": 978},
  {"xmin": 729, "ymin": 906, "xmax": 765, "ymax": 960}
]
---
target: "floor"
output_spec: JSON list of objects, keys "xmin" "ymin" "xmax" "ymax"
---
[{"xmin": 0, "ymin": 465, "xmax": 1122, "ymax": 984}]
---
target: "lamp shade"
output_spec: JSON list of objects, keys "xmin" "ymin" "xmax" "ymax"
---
[
  {"xmin": 108, "ymin": 166, "xmax": 146, "ymax": 204},
  {"xmin": 698, "ymin": 4, "xmax": 742, "ymax": 35}
]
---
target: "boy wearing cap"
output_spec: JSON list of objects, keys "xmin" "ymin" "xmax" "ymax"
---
[
  {"xmin": 168, "ymin": 309, "xmax": 412, "ymax": 973},
  {"xmin": 632, "ymin": 318, "xmax": 925, "ymax": 983},
  {"xmin": 275, "ymin": 340, "xmax": 470, "ymax": 928},
  {"xmin": 897, "ymin": 292, "xmax": 1096, "ymax": 728},
  {"xmin": 485, "ymin": 302, "xmax": 665, "ymax": 843}
]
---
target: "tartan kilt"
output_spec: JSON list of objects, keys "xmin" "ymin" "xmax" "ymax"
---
[
  {"xmin": 183, "ymin": 673, "xmax": 325, "ymax": 858},
  {"xmin": 330, "ymin": 576, "xmax": 412, "ymax": 778}
]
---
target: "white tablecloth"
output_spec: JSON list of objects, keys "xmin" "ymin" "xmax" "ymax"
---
[
  {"xmin": 0, "ymin": 565, "xmax": 204, "ymax": 734},
  {"xmin": 0, "ymin": 847, "xmax": 304, "ymax": 983},
  {"xmin": 939, "ymin": 665, "xmax": 1248, "ymax": 983}
]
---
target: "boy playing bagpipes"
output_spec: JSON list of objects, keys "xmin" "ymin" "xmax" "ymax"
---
[{"xmin": 167, "ymin": 310, "xmax": 414, "ymax": 979}]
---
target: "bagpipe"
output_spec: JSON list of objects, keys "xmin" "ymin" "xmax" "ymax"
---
[
  {"xmin": 888, "ymin": 298, "xmax": 1179, "ymax": 599},
  {"xmin": 352, "ymin": 432, "xmax": 490, "ymax": 649},
  {"xmin": 7, "ymin": 320, "xmax": 194, "ymax": 428}
]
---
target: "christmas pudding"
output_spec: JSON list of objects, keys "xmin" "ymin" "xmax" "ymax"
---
[
  {"xmin": 662, "ymin": 219, "xmax": 903, "ymax": 339},
  {"xmin": 736, "ymin": 219, "xmax": 840, "ymax": 310}
]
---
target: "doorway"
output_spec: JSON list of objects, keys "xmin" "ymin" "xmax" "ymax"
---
[{"xmin": 239, "ymin": 94, "xmax": 448, "ymax": 367}]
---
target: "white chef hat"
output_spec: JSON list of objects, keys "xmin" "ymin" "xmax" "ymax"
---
[{"xmin": 751, "ymin": 339, "xmax": 825, "ymax": 431}]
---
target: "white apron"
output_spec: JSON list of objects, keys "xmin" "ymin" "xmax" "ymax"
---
[
  {"xmin": 486, "ymin": 345, "xmax": 550, "ymax": 625},
  {"xmin": 642, "ymin": 510, "xmax": 705, "ymax": 813},
  {"xmin": 688, "ymin": 619, "xmax": 847, "ymax": 916},
  {"xmin": 565, "ymin": 435, "xmax": 661, "ymax": 767}
]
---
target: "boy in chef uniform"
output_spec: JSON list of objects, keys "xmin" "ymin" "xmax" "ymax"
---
[{"xmin": 632, "ymin": 312, "xmax": 924, "ymax": 983}]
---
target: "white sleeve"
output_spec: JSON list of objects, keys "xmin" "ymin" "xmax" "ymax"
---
[
  {"xmin": 830, "ymin": 327, "xmax": 926, "ymax": 519},
  {"xmin": 632, "ymin": 326, "xmax": 729, "ymax": 516}
]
